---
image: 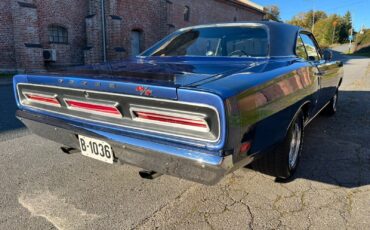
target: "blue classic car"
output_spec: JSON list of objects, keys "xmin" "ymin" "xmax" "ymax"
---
[{"xmin": 13, "ymin": 21, "xmax": 343, "ymax": 185}]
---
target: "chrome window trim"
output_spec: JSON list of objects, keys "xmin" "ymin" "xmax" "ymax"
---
[
  {"xmin": 140, "ymin": 23, "xmax": 271, "ymax": 58},
  {"xmin": 16, "ymin": 83, "xmax": 221, "ymax": 143}
]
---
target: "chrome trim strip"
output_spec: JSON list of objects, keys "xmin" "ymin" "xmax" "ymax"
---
[
  {"xmin": 304, "ymin": 101, "xmax": 331, "ymax": 127},
  {"xmin": 22, "ymin": 91, "xmax": 61, "ymax": 108},
  {"xmin": 178, "ymin": 22, "xmax": 267, "ymax": 31},
  {"xmin": 63, "ymin": 98, "xmax": 122, "ymax": 118},
  {"xmin": 16, "ymin": 83, "xmax": 221, "ymax": 143}
]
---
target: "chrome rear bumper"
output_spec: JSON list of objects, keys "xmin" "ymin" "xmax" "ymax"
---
[{"xmin": 16, "ymin": 110, "xmax": 251, "ymax": 185}]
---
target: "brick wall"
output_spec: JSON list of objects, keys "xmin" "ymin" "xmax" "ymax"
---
[
  {"xmin": 0, "ymin": 0, "xmax": 265, "ymax": 72},
  {"xmin": 84, "ymin": 0, "xmax": 104, "ymax": 64},
  {"xmin": 0, "ymin": 0, "xmax": 16, "ymax": 72},
  {"xmin": 168, "ymin": 0, "xmax": 264, "ymax": 31},
  {"xmin": 114, "ymin": 0, "xmax": 164, "ymax": 57},
  {"xmin": 104, "ymin": 0, "xmax": 264, "ymax": 59},
  {"xmin": 11, "ymin": 0, "xmax": 44, "ymax": 72},
  {"xmin": 36, "ymin": 0, "xmax": 88, "ymax": 68}
]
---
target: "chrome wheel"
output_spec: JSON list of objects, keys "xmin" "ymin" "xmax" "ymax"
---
[
  {"xmin": 288, "ymin": 122, "xmax": 301, "ymax": 169},
  {"xmin": 252, "ymin": 110, "xmax": 304, "ymax": 179}
]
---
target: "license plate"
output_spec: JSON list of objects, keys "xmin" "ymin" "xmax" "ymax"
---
[{"xmin": 78, "ymin": 135, "xmax": 114, "ymax": 164}]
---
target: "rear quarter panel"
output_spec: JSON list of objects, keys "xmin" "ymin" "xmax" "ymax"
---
[{"xmin": 197, "ymin": 60, "xmax": 319, "ymax": 159}]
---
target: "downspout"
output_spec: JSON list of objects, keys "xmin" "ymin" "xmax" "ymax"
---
[{"xmin": 101, "ymin": 0, "xmax": 107, "ymax": 62}]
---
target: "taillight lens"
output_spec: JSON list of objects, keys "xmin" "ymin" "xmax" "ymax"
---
[
  {"xmin": 24, "ymin": 93, "xmax": 60, "ymax": 107},
  {"xmin": 131, "ymin": 108, "xmax": 209, "ymax": 132},
  {"xmin": 64, "ymin": 99, "xmax": 122, "ymax": 118}
]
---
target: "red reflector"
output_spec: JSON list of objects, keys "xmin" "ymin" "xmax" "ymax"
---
[
  {"xmin": 240, "ymin": 142, "xmax": 251, "ymax": 153},
  {"xmin": 25, "ymin": 93, "xmax": 60, "ymax": 106},
  {"xmin": 65, "ymin": 100, "xmax": 121, "ymax": 117},
  {"xmin": 134, "ymin": 111, "xmax": 208, "ymax": 128}
]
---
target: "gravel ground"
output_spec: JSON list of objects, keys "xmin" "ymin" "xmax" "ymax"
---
[{"xmin": 0, "ymin": 53, "xmax": 369, "ymax": 230}]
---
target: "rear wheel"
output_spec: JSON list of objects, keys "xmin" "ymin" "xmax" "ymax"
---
[{"xmin": 252, "ymin": 110, "xmax": 304, "ymax": 179}]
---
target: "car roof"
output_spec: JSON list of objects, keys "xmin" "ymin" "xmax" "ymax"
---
[{"xmin": 180, "ymin": 21, "xmax": 309, "ymax": 57}]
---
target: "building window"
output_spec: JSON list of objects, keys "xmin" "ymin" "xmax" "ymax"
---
[
  {"xmin": 166, "ymin": 0, "xmax": 173, "ymax": 24},
  {"xmin": 184, "ymin": 6, "xmax": 190, "ymax": 21},
  {"xmin": 131, "ymin": 29, "xmax": 143, "ymax": 56},
  {"xmin": 48, "ymin": 25, "xmax": 68, "ymax": 44}
]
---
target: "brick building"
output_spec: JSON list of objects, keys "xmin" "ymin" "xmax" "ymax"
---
[{"xmin": 0, "ymin": 0, "xmax": 265, "ymax": 72}]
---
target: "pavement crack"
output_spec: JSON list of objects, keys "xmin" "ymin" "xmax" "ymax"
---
[
  {"xmin": 246, "ymin": 205, "xmax": 255, "ymax": 230},
  {"xmin": 132, "ymin": 184, "xmax": 197, "ymax": 230}
]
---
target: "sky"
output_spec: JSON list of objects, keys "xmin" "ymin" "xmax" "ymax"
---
[{"xmin": 254, "ymin": 0, "xmax": 370, "ymax": 31}]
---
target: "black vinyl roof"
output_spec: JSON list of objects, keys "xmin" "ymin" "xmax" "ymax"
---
[{"xmin": 256, "ymin": 21, "xmax": 304, "ymax": 57}]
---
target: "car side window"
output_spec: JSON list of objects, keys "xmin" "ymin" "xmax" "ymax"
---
[
  {"xmin": 300, "ymin": 33, "xmax": 320, "ymax": 61},
  {"xmin": 296, "ymin": 35, "xmax": 307, "ymax": 60}
]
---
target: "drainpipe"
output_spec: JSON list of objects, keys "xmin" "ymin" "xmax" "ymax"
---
[{"xmin": 100, "ymin": 0, "xmax": 107, "ymax": 62}]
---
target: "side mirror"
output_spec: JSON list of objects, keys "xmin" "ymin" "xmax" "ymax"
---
[{"xmin": 323, "ymin": 50, "xmax": 333, "ymax": 61}]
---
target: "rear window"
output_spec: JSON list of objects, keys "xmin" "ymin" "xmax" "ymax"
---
[{"xmin": 142, "ymin": 26, "xmax": 269, "ymax": 57}]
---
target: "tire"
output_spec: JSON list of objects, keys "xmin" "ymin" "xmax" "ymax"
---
[
  {"xmin": 252, "ymin": 110, "xmax": 304, "ymax": 179},
  {"xmin": 323, "ymin": 91, "xmax": 338, "ymax": 116}
]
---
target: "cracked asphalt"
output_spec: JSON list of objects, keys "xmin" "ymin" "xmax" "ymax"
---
[{"xmin": 0, "ymin": 52, "xmax": 369, "ymax": 229}]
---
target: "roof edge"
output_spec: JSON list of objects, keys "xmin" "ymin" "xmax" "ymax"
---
[{"xmin": 226, "ymin": 0, "xmax": 265, "ymax": 14}]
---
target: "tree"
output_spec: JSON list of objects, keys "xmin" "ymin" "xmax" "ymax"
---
[
  {"xmin": 313, "ymin": 15, "xmax": 343, "ymax": 47},
  {"xmin": 288, "ymin": 10, "xmax": 354, "ymax": 47},
  {"xmin": 264, "ymin": 5, "xmax": 281, "ymax": 21},
  {"xmin": 340, "ymin": 11, "xmax": 353, "ymax": 42},
  {"xmin": 343, "ymin": 11, "xmax": 352, "ymax": 26},
  {"xmin": 287, "ymin": 10, "xmax": 327, "ymax": 30}
]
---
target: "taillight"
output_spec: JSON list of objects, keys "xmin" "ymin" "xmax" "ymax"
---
[
  {"xmin": 24, "ymin": 92, "xmax": 60, "ymax": 107},
  {"xmin": 131, "ymin": 107, "xmax": 209, "ymax": 132},
  {"xmin": 64, "ymin": 99, "xmax": 122, "ymax": 118}
]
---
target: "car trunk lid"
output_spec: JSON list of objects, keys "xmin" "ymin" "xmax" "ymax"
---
[{"xmin": 25, "ymin": 57, "xmax": 264, "ymax": 100}]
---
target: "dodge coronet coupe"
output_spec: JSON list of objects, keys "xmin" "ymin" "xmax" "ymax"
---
[{"xmin": 14, "ymin": 21, "xmax": 343, "ymax": 185}]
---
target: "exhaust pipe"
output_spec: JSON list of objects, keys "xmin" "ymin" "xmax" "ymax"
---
[
  {"xmin": 139, "ymin": 170, "xmax": 163, "ymax": 180},
  {"xmin": 60, "ymin": 147, "xmax": 79, "ymax": 154}
]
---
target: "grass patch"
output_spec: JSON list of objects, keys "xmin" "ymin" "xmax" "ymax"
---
[
  {"xmin": 350, "ymin": 52, "xmax": 370, "ymax": 57},
  {"xmin": 347, "ymin": 52, "xmax": 370, "ymax": 57},
  {"xmin": 352, "ymin": 29, "xmax": 370, "ymax": 57},
  {"xmin": 349, "ymin": 46, "xmax": 370, "ymax": 57}
]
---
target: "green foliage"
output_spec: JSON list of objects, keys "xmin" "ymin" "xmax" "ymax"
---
[
  {"xmin": 287, "ymin": 10, "xmax": 353, "ymax": 47},
  {"xmin": 356, "ymin": 29, "xmax": 370, "ymax": 46},
  {"xmin": 354, "ymin": 29, "xmax": 370, "ymax": 56},
  {"xmin": 288, "ymin": 10, "xmax": 327, "ymax": 30},
  {"xmin": 264, "ymin": 5, "xmax": 281, "ymax": 21},
  {"xmin": 0, "ymin": 73, "xmax": 13, "ymax": 78},
  {"xmin": 314, "ymin": 15, "xmax": 347, "ymax": 47}
]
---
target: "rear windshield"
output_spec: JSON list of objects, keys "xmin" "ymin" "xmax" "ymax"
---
[{"xmin": 141, "ymin": 26, "xmax": 269, "ymax": 58}]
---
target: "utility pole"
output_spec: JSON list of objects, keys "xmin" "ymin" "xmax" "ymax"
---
[
  {"xmin": 349, "ymin": 27, "xmax": 354, "ymax": 53},
  {"xmin": 332, "ymin": 20, "xmax": 338, "ymax": 45},
  {"xmin": 348, "ymin": 15, "xmax": 354, "ymax": 53},
  {"xmin": 312, "ymin": 0, "xmax": 315, "ymax": 33},
  {"xmin": 304, "ymin": 0, "xmax": 315, "ymax": 32}
]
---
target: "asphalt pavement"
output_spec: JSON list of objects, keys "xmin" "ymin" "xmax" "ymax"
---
[{"xmin": 0, "ymin": 53, "xmax": 369, "ymax": 229}]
